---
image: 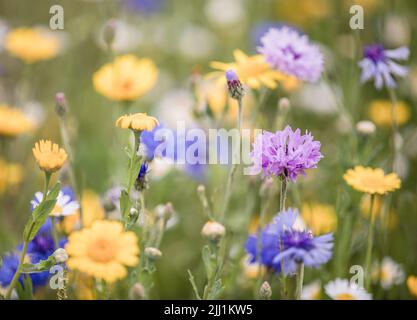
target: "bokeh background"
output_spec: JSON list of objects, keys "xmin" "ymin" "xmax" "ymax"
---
[{"xmin": 1, "ymin": 0, "xmax": 417, "ymax": 299}]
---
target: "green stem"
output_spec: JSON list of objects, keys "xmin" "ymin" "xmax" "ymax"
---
[
  {"xmin": 220, "ymin": 98, "xmax": 243, "ymax": 221},
  {"xmin": 364, "ymin": 194, "xmax": 376, "ymax": 290},
  {"xmin": 279, "ymin": 177, "xmax": 288, "ymax": 299},
  {"xmin": 388, "ymin": 88, "xmax": 399, "ymax": 172},
  {"xmin": 295, "ymin": 263, "xmax": 304, "ymax": 300},
  {"xmin": 5, "ymin": 241, "xmax": 28, "ymax": 299},
  {"xmin": 51, "ymin": 217, "xmax": 59, "ymax": 249}
]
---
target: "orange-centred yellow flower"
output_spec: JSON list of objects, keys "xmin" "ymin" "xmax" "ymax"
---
[
  {"xmin": 343, "ymin": 166, "xmax": 401, "ymax": 195},
  {"xmin": 0, "ymin": 104, "xmax": 35, "ymax": 137},
  {"xmin": 65, "ymin": 220, "xmax": 139, "ymax": 283},
  {"xmin": 302, "ymin": 203, "xmax": 337, "ymax": 235},
  {"xmin": 207, "ymin": 49, "xmax": 299, "ymax": 90},
  {"xmin": 32, "ymin": 140, "xmax": 68, "ymax": 173},
  {"xmin": 368, "ymin": 99, "xmax": 411, "ymax": 127},
  {"xmin": 93, "ymin": 54, "xmax": 158, "ymax": 101},
  {"xmin": 0, "ymin": 159, "xmax": 23, "ymax": 194},
  {"xmin": 407, "ymin": 276, "xmax": 417, "ymax": 297},
  {"xmin": 5, "ymin": 27, "xmax": 60, "ymax": 63},
  {"xmin": 115, "ymin": 113, "xmax": 159, "ymax": 132}
]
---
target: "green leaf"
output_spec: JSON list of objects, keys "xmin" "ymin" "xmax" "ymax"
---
[
  {"xmin": 120, "ymin": 189, "xmax": 131, "ymax": 220},
  {"xmin": 207, "ymin": 279, "xmax": 224, "ymax": 300},
  {"xmin": 20, "ymin": 255, "xmax": 57, "ymax": 274},
  {"xmin": 16, "ymin": 275, "xmax": 33, "ymax": 300},
  {"xmin": 46, "ymin": 181, "xmax": 61, "ymax": 200},
  {"xmin": 24, "ymin": 198, "xmax": 58, "ymax": 241},
  {"xmin": 202, "ymin": 245, "xmax": 213, "ymax": 280}
]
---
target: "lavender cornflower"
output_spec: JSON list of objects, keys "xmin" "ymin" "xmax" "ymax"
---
[
  {"xmin": 250, "ymin": 126, "xmax": 323, "ymax": 181},
  {"xmin": 258, "ymin": 26, "xmax": 324, "ymax": 82},
  {"xmin": 225, "ymin": 69, "xmax": 245, "ymax": 100},
  {"xmin": 359, "ymin": 44, "xmax": 409, "ymax": 90},
  {"xmin": 245, "ymin": 208, "xmax": 333, "ymax": 275}
]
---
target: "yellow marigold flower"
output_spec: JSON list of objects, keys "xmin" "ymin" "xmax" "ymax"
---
[
  {"xmin": 5, "ymin": 27, "xmax": 59, "ymax": 63},
  {"xmin": 32, "ymin": 140, "xmax": 68, "ymax": 173},
  {"xmin": 0, "ymin": 159, "xmax": 23, "ymax": 194},
  {"xmin": 65, "ymin": 220, "xmax": 139, "ymax": 283},
  {"xmin": 115, "ymin": 113, "xmax": 159, "ymax": 132},
  {"xmin": 207, "ymin": 49, "xmax": 299, "ymax": 90},
  {"xmin": 302, "ymin": 203, "xmax": 337, "ymax": 235},
  {"xmin": 0, "ymin": 104, "xmax": 35, "ymax": 137},
  {"xmin": 407, "ymin": 276, "xmax": 417, "ymax": 297},
  {"xmin": 368, "ymin": 99, "xmax": 411, "ymax": 127},
  {"xmin": 61, "ymin": 189, "xmax": 105, "ymax": 234},
  {"xmin": 93, "ymin": 54, "xmax": 158, "ymax": 101},
  {"xmin": 343, "ymin": 166, "xmax": 401, "ymax": 195}
]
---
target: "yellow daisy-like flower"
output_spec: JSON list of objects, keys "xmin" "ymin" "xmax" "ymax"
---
[
  {"xmin": 302, "ymin": 203, "xmax": 337, "ymax": 235},
  {"xmin": 343, "ymin": 166, "xmax": 401, "ymax": 195},
  {"xmin": 0, "ymin": 104, "xmax": 35, "ymax": 137},
  {"xmin": 93, "ymin": 54, "xmax": 158, "ymax": 101},
  {"xmin": 5, "ymin": 27, "xmax": 60, "ymax": 63},
  {"xmin": 0, "ymin": 159, "xmax": 23, "ymax": 194},
  {"xmin": 407, "ymin": 276, "xmax": 417, "ymax": 297},
  {"xmin": 207, "ymin": 49, "xmax": 299, "ymax": 90},
  {"xmin": 115, "ymin": 113, "xmax": 159, "ymax": 132},
  {"xmin": 61, "ymin": 189, "xmax": 105, "ymax": 234},
  {"xmin": 368, "ymin": 99, "xmax": 411, "ymax": 127},
  {"xmin": 32, "ymin": 140, "xmax": 68, "ymax": 173},
  {"xmin": 65, "ymin": 220, "xmax": 139, "ymax": 283}
]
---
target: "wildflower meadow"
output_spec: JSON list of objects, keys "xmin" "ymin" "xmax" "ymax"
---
[{"xmin": 1, "ymin": 0, "xmax": 417, "ymax": 304}]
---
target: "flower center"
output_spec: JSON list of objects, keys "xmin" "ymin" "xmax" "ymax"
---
[
  {"xmin": 282, "ymin": 46, "xmax": 302, "ymax": 60},
  {"xmin": 364, "ymin": 44, "xmax": 385, "ymax": 63},
  {"xmin": 87, "ymin": 237, "xmax": 117, "ymax": 263},
  {"xmin": 336, "ymin": 293, "xmax": 356, "ymax": 300},
  {"xmin": 281, "ymin": 230, "xmax": 314, "ymax": 250}
]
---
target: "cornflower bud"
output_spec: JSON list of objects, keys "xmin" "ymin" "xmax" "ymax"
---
[
  {"xmin": 144, "ymin": 247, "xmax": 163, "ymax": 261},
  {"xmin": 226, "ymin": 69, "xmax": 245, "ymax": 100},
  {"xmin": 55, "ymin": 92, "xmax": 68, "ymax": 117},
  {"xmin": 201, "ymin": 221, "xmax": 225, "ymax": 242},
  {"xmin": 129, "ymin": 282, "xmax": 146, "ymax": 300},
  {"xmin": 259, "ymin": 281, "xmax": 272, "ymax": 300},
  {"xmin": 52, "ymin": 248, "xmax": 68, "ymax": 263}
]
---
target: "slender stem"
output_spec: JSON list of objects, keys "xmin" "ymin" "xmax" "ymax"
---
[
  {"xmin": 5, "ymin": 241, "xmax": 28, "ymax": 299},
  {"xmin": 295, "ymin": 262, "xmax": 305, "ymax": 300},
  {"xmin": 51, "ymin": 217, "xmax": 59, "ymax": 249},
  {"xmin": 219, "ymin": 98, "xmax": 243, "ymax": 221},
  {"xmin": 364, "ymin": 194, "xmax": 376, "ymax": 290},
  {"xmin": 388, "ymin": 88, "xmax": 399, "ymax": 172},
  {"xmin": 279, "ymin": 177, "xmax": 288, "ymax": 299}
]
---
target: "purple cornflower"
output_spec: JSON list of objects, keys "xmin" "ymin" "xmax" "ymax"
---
[
  {"xmin": 245, "ymin": 208, "xmax": 333, "ymax": 275},
  {"xmin": 359, "ymin": 44, "xmax": 409, "ymax": 90},
  {"xmin": 225, "ymin": 69, "xmax": 245, "ymax": 100},
  {"xmin": 250, "ymin": 126, "xmax": 323, "ymax": 181},
  {"xmin": 258, "ymin": 26, "xmax": 324, "ymax": 82}
]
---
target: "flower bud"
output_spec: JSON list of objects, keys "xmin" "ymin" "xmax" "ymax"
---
[
  {"xmin": 259, "ymin": 281, "xmax": 272, "ymax": 300},
  {"xmin": 278, "ymin": 97, "xmax": 290, "ymax": 113},
  {"xmin": 201, "ymin": 221, "xmax": 225, "ymax": 241},
  {"xmin": 103, "ymin": 18, "xmax": 118, "ymax": 50},
  {"xmin": 55, "ymin": 92, "xmax": 68, "ymax": 117},
  {"xmin": 356, "ymin": 120, "xmax": 376, "ymax": 135},
  {"xmin": 144, "ymin": 247, "xmax": 162, "ymax": 261},
  {"xmin": 53, "ymin": 248, "xmax": 68, "ymax": 263},
  {"xmin": 225, "ymin": 69, "xmax": 245, "ymax": 100},
  {"xmin": 129, "ymin": 282, "xmax": 145, "ymax": 300}
]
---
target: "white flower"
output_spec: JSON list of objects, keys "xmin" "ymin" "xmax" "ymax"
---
[
  {"xmin": 52, "ymin": 248, "xmax": 68, "ymax": 263},
  {"xmin": 373, "ymin": 257, "xmax": 405, "ymax": 290},
  {"xmin": 204, "ymin": 0, "xmax": 246, "ymax": 28},
  {"xmin": 301, "ymin": 280, "xmax": 321, "ymax": 300},
  {"xmin": 325, "ymin": 278, "xmax": 372, "ymax": 300},
  {"xmin": 31, "ymin": 190, "xmax": 79, "ymax": 217},
  {"xmin": 356, "ymin": 120, "xmax": 376, "ymax": 135},
  {"xmin": 178, "ymin": 25, "xmax": 216, "ymax": 60}
]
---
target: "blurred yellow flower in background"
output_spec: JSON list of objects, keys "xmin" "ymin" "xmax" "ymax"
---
[
  {"xmin": 407, "ymin": 276, "xmax": 417, "ymax": 297},
  {"xmin": 207, "ymin": 49, "xmax": 299, "ymax": 90},
  {"xmin": 93, "ymin": 54, "xmax": 158, "ymax": 101},
  {"xmin": 66, "ymin": 220, "xmax": 139, "ymax": 283},
  {"xmin": 0, "ymin": 104, "xmax": 35, "ymax": 137},
  {"xmin": 5, "ymin": 27, "xmax": 60, "ymax": 63},
  {"xmin": 0, "ymin": 159, "xmax": 23, "ymax": 194},
  {"xmin": 343, "ymin": 166, "xmax": 401, "ymax": 195},
  {"xmin": 359, "ymin": 194, "xmax": 397, "ymax": 229},
  {"xmin": 195, "ymin": 79, "xmax": 255, "ymax": 123},
  {"xmin": 115, "ymin": 113, "xmax": 159, "ymax": 132},
  {"xmin": 61, "ymin": 189, "xmax": 105, "ymax": 234},
  {"xmin": 32, "ymin": 140, "xmax": 68, "ymax": 173},
  {"xmin": 368, "ymin": 99, "xmax": 411, "ymax": 127},
  {"xmin": 276, "ymin": 0, "xmax": 331, "ymax": 26},
  {"xmin": 302, "ymin": 203, "xmax": 337, "ymax": 235}
]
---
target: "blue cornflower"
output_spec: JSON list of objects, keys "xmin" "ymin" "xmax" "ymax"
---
[
  {"xmin": 123, "ymin": 0, "xmax": 166, "ymax": 15},
  {"xmin": 359, "ymin": 44, "xmax": 409, "ymax": 90},
  {"xmin": 245, "ymin": 208, "xmax": 333, "ymax": 275},
  {"xmin": 135, "ymin": 162, "xmax": 149, "ymax": 191}
]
